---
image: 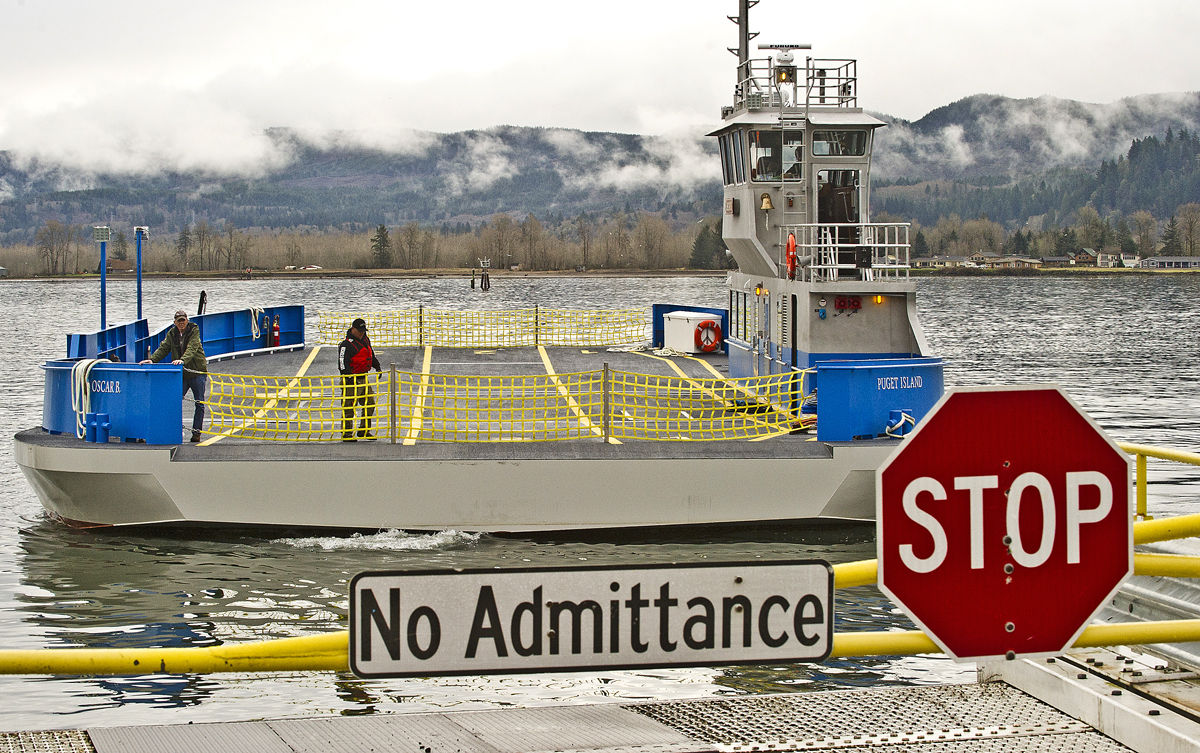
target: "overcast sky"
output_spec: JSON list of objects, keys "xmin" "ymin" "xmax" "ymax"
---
[{"xmin": 2, "ymin": 0, "xmax": 1198, "ymax": 174}]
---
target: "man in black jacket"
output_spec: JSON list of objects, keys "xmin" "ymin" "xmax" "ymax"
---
[
  {"xmin": 338, "ymin": 318, "xmax": 381, "ymax": 441},
  {"xmin": 141, "ymin": 309, "xmax": 208, "ymax": 442}
]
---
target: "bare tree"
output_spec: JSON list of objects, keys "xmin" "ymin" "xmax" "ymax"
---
[
  {"xmin": 35, "ymin": 220, "xmax": 75, "ymax": 274},
  {"xmin": 1073, "ymin": 206, "xmax": 1105, "ymax": 250},
  {"xmin": 221, "ymin": 223, "xmax": 252, "ymax": 269},
  {"xmin": 520, "ymin": 214, "xmax": 546, "ymax": 270},
  {"xmin": 192, "ymin": 221, "xmax": 216, "ymax": 270},
  {"xmin": 634, "ymin": 214, "xmax": 671, "ymax": 268},
  {"xmin": 575, "ymin": 215, "xmax": 593, "ymax": 268},
  {"xmin": 1131, "ymin": 210, "xmax": 1158, "ymax": 257},
  {"xmin": 1178, "ymin": 203, "xmax": 1200, "ymax": 255},
  {"xmin": 285, "ymin": 240, "xmax": 302, "ymax": 268}
]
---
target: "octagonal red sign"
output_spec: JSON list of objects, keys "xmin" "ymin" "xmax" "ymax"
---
[{"xmin": 877, "ymin": 386, "xmax": 1132, "ymax": 661}]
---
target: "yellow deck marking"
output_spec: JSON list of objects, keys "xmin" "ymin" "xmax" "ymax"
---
[
  {"xmin": 200, "ymin": 346, "xmax": 323, "ymax": 446},
  {"xmin": 402, "ymin": 346, "xmax": 433, "ymax": 445},
  {"xmin": 679, "ymin": 356, "xmax": 799, "ymax": 440},
  {"xmin": 538, "ymin": 345, "xmax": 618, "ymax": 443},
  {"xmin": 632, "ymin": 351, "xmax": 798, "ymax": 440}
]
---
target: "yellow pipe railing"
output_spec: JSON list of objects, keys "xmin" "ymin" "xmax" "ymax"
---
[
  {"xmin": 1118, "ymin": 441, "xmax": 1200, "ymax": 519},
  {"xmin": 7, "ymin": 616, "xmax": 1200, "ymax": 676},
  {"xmin": 0, "ymin": 633, "xmax": 348, "ymax": 676}
]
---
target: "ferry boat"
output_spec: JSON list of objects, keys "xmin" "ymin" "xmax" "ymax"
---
[{"xmin": 13, "ymin": 2, "xmax": 943, "ymax": 533}]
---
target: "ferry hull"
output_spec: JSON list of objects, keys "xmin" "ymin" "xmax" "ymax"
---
[{"xmin": 15, "ymin": 429, "xmax": 893, "ymax": 532}]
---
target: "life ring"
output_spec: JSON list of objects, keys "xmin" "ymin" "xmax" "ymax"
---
[
  {"xmin": 694, "ymin": 320, "xmax": 722, "ymax": 353},
  {"xmin": 785, "ymin": 232, "xmax": 797, "ymax": 280}
]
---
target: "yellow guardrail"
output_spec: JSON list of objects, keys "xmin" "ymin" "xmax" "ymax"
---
[
  {"xmin": 201, "ymin": 368, "xmax": 806, "ymax": 443},
  {"xmin": 316, "ymin": 308, "xmax": 650, "ymax": 348},
  {"xmin": 1118, "ymin": 441, "xmax": 1200, "ymax": 519},
  {"xmin": 6, "ymin": 443, "xmax": 1200, "ymax": 676}
]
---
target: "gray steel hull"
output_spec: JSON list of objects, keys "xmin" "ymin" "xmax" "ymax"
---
[{"xmin": 15, "ymin": 428, "xmax": 895, "ymax": 532}]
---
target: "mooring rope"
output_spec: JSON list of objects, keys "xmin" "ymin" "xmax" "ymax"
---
[{"xmin": 69, "ymin": 359, "xmax": 106, "ymax": 438}]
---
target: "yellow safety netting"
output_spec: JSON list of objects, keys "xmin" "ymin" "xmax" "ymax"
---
[
  {"xmin": 396, "ymin": 370, "xmax": 605, "ymax": 442},
  {"xmin": 203, "ymin": 372, "xmax": 393, "ymax": 441},
  {"xmin": 316, "ymin": 308, "xmax": 649, "ymax": 348},
  {"xmin": 606, "ymin": 369, "xmax": 805, "ymax": 441},
  {"xmin": 201, "ymin": 369, "xmax": 809, "ymax": 442}
]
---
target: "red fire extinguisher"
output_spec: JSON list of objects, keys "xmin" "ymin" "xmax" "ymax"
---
[{"xmin": 272, "ymin": 314, "xmax": 280, "ymax": 347}]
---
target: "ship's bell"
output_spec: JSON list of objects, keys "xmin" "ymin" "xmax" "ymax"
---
[{"xmin": 759, "ymin": 193, "xmax": 774, "ymax": 211}]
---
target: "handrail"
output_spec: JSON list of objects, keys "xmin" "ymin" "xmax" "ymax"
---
[
  {"xmin": 781, "ymin": 222, "xmax": 911, "ymax": 282},
  {"xmin": 1119, "ymin": 441, "xmax": 1200, "ymax": 519}
]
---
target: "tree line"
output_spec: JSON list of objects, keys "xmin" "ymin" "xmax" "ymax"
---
[{"xmin": 0, "ymin": 212, "xmax": 732, "ymax": 276}]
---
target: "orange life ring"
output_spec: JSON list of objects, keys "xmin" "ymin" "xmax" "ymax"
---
[
  {"xmin": 785, "ymin": 232, "xmax": 797, "ymax": 280},
  {"xmin": 694, "ymin": 320, "xmax": 722, "ymax": 353}
]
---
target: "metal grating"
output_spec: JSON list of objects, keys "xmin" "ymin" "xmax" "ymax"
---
[
  {"xmin": 626, "ymin": 685, "xmax": 1134, "ymax": 752},
  {"xmin": 89, "ymin": 721, "xmax": 292, "ymax": 753},
  {"xmin": 446, "ymin": 705, "xmax": 696, "ymax": 753},
  {"xmin": 710, "ymin": 735, "xmax": 1134, "ymax": 752},
  {"xmin": 0, "ymin": 731, "xmax": 94, "ymax": 753},
  {"xmin": 268, "ymin": 715, "xmax": 501, "ymax": 753}
]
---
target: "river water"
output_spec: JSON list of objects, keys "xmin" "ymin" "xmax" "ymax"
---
[{"xmin": 0, "ymin": 273, "xmax": 1198, "ymax": 730}]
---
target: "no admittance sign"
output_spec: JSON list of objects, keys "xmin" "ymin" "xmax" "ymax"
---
[{"xmin": 350, "ymin": 561, "xmax": 832, "ymax": 678}]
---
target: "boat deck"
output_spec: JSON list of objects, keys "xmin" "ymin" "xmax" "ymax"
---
[
  {"xmin": 6, "ymin": 649, "xmax": 1200, "ymax": 753},
  {"xmin": 191, "ymin": 343, "xmax": 835, "ymax": 457}
]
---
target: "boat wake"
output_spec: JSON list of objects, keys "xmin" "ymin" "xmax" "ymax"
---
[{"xmin": 273, "ymin": 528, "xmax": 481, "ymax": 551}]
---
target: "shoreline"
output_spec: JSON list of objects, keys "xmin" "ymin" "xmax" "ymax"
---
[
  {"xmin": 2, "ymin": 267, "xmax": 1197, "ymax": 281},
  {"xmin": 0, "ymin": 268, "xmax": 730, "ymax": 281}
]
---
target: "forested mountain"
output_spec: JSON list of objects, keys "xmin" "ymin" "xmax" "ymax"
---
[
  {"xmin": 3, "ymin": 91, "xmax": 1200, "ymax": 243},
  {"xmin": 0, "ymin": 127, "xmax": 718, "ymax": 245},
  {"xmin": 873, "ymin": 93, "xmax": 1200, "ymax": 228},
  {"xmin": 875, "ymin": 127, "xmax": 1200, "ymax": 229}
]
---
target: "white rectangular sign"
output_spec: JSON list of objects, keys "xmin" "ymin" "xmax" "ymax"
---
[{"xmin": 350, "ymin": 561, "xmax": 832, "ymax": 678}]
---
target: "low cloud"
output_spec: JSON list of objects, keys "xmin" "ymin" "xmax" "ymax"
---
[
  {"xmin": 874, "ymin": 92, "xmax": 1200, "ymax": 179},
  {"xmin": 565, "ymin": 129, "xmax": 718, "ymax": 192},
  {"xmin": 441, "ymin": 131, "xmax": 518, "ymax": 195}
]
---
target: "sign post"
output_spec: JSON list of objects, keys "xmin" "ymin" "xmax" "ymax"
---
[
  {"xmin": 350, "ymin": 561, "xmax": 832, "ymax": 678},
  {"xmin": 877, "ymin": 386, "xmax": 1132, "ymax": 661}
]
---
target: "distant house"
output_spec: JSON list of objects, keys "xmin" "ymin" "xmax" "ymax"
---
[
  {"xmin": 105, "ymin": 259, "xmax": 134, "ymax": 273},
  {"xmin": 989, "ymin": 256, "xmax": 1042, "ymax": 270},
  {"xmin": 912, "ymin": 255, "xmax": 968, "ymax": 269},
  {"xmin": 1069, "ymin": 248, "xmax": 1098, "ymax": 266},
  {"xmin": 1095, "ymin": 251, "xmax": 1120, "ymax": 268},
  {"xmin": 1041, "ymin": 256, "xmax": 1072, "ymax": 268},
  {"xmin": 1118, "ymin": 252, "xmax": 1141, "ymax": 268},
  {"xmin": 1140, "ymin": 256, "xmax": 1200, "ymax": 269},
  {"xmin": 0, "ymin": 266, "xmax": 7, "ymax": 277}
]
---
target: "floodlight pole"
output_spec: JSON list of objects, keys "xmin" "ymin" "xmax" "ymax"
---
[
  {"xmin": 94, "ymin": 226, "xmax": 111, "ymax": 329},
  {"xmin": 134, "ymin": 227, "xmax": 148, "ymax": 320}
]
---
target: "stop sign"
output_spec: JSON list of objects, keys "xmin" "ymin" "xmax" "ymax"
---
[{"xmin": 877, "ymin": 386, "xmax": 1131, "ymax": 661}]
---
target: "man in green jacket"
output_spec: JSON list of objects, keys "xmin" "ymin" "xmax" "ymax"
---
[{"xmin": 141, "ymin": 309, "xmax": 208, "ymax": 442}]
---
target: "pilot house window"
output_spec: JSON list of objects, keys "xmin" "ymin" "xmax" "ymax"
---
[
  {"xmin": 718, "ymin": 132, "xmax": 747, "ymax": 186},
  {"xmin": 750, "ymin": 130, "xmax": 804, "ymax": 182},
  {"xmin": 811, "ymin": 130, "xmax": 867, "ymax": 157}
]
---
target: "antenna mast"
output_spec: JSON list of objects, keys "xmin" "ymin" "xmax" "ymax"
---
[{"xmin": 728, "ymin": 0, "xmax": 759, "ymax": 93}]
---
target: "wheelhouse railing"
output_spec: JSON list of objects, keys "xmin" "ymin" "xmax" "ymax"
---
[
  {"xmin": 781, "ymin": 223, "xmax": 910, "ymax": 283},
  {"xmin": 731, "ymin": 57, "xmax": 857, "ymax": 115}
]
